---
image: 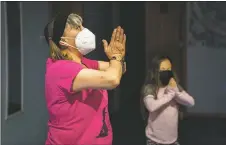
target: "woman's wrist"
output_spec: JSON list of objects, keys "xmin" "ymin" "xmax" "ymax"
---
[{"xmin": 110, "ymin": 55, "xmax": 124, "ymax": 62}]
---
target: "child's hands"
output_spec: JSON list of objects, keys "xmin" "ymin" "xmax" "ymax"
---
[
  {"xmin": 168, "ymin": 78, "xmax": 180, "ymax": 93},
  {"xmin": 168, "ymin": 78, "xmax": 177, "ymax": 88},
  {"xmin": 165, "ymin": 87, "xmax": 176, "ymax": 98}
]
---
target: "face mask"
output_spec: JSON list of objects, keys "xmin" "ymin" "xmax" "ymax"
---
[
  {"xmin": 61, "ymin": 28, "xmax": 96, "ymax": 55},
  {"xmin": 159, "ymin": 70, "xmax": 174, "ymax": 86},
  {"xmin": 76, "ymin": 28, "xmax": 96, "ymax": 55}
]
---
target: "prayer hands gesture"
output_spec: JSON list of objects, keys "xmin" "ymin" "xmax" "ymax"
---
[
  {"xmin": 169, "ymin": 78, "xmax": 177, "ymax": 88},
  {"xmin": 102, "ymin": 26, "xmax": 126, "ymax": 61}
]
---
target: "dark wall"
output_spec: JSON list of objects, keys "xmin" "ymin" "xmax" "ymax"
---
[
  {"xmin": 112, "ymin": 2, "xmax": 146, "ymax": 145},
  {"xmin": 119, "ymin": 2, "xmax": 146, "ymax": 115},
  {"xmin": 84, "ymin": 2, "xmax": 112, "ymax": 61}
]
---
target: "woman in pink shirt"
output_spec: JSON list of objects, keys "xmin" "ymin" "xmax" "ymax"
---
[
  {"xmin": 43, "ymin": 13, "xmax": 126, "ymax": 145},
  {"xmin": 140, "ymin": 56, "xmax": 195, "ymax": 145}
]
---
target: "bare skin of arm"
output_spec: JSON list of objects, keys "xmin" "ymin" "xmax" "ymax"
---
[
  {"xmin": 98, "ymin": 61, "xmax": 126, "ymax": 73},
  {"xmin": 72, "ymin": 26, "xmax": 126, "ymax": 92}
]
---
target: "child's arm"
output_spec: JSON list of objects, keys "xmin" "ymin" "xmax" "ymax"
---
[
  {"xmin": 173, "ymin": 85, "xmax": 195, "ymax": 107},
  {"xmin": 143, "ymin": 84, "xmax": 175, "ymax": 112}
]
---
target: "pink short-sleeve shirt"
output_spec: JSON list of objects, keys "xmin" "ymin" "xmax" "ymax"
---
[{"xmin": 45, "ymin": 57, "xmax": 112, "ymax": 145}]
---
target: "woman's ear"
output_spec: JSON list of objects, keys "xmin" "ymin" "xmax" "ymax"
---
[
  {"xmin": 61, "ymin": 37, "xmax": 68, "ymax": 42},
  {"xmin": 59, "ymin": 40, "xmax": 69, "ymax": 49},
  {"xmin": 79, "ymin": 25, "xmax": 84, "ymax": 30},
  {"xmin": 59, "ymin": 40, "xmax": 66, "ymax": 45}
]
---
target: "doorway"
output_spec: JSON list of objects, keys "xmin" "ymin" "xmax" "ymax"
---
[{"xmin": 145, "ymin": 2, "xmax": 187, "ymax": 88}]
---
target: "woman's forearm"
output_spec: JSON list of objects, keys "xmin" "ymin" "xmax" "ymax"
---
[
  {"xmin": 98, "ymin": 61, "xmax": 110, "ymax": 71},
  {"xmin": 98, "ymin": 61, "xmax": 126, "ymax": 73},
  {"xmin": 104, "ymin": 60, "xmax": 123, "ymax": 86}
]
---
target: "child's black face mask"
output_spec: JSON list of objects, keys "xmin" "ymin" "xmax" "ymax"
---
[{"xmin": 159, "ymin": 70, "xmax": 174, "ymax": 86}]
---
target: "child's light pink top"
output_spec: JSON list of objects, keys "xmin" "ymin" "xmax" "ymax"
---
[
  {"xmin": 144, "ymin": 86, "xmax": 194, "ymax": 144},
  {"xmin": 45, "ymin": 57, "xmax": 112, "ymax": 145}
]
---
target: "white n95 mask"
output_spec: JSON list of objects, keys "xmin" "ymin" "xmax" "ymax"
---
[
  {"xmin": 75, "ymin": 28, "xmax": 96, "ymax": 55},
  {"xmin": 60, "ymin": 28, "xmax": 96, "ymax": 55}
]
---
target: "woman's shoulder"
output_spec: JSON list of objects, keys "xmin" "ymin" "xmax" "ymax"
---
[
  {"xmin": 47, "ymin": 58, "xmax": 81, "ymax": 68},
  {"xmin": 46, "ymin": 58, "xmax": 83, "ymax": 76}
]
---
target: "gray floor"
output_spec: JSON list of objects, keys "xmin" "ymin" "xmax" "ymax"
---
[
  {"xmin": 111, "ymin": 113, "xmax": 226, "ymax": 145},
  {"xmin": 179, "ymin": 117, "xmax": 226, "ymax": 145}
]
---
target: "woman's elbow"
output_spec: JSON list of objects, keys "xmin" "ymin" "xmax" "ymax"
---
[{"xmin": 107, "ymin": 76, "xmax": 120, "ymax": 90}]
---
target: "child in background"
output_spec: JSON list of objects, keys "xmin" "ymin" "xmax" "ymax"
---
[{"xmin": 140, "ymin": 56, "xmax": 195, "ymax": 145}]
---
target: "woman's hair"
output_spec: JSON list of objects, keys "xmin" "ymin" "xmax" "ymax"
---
[
  {"xmin": 140, "ymin": 55, "xmax": 180, "ymax": 121},
  {"xmin": 44, "ymin": 13, "xmax": 83, "ymax": 60}
]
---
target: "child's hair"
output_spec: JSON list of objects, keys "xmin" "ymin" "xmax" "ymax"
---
[{"xmin": 140, "ymin": 55, "xmax": 184, "ymax": 121}]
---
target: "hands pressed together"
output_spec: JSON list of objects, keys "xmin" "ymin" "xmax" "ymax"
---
[
  {"xmin": 165, "ymin": 78, "xmax": 180, "ymax": 99},
  {"xmin": 166, "ymin": 77, "xmax": 195, "ymax": 108},
  {"xmin": 102, "ymin": 26, "xmax": 126, "ymax": 61}
]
